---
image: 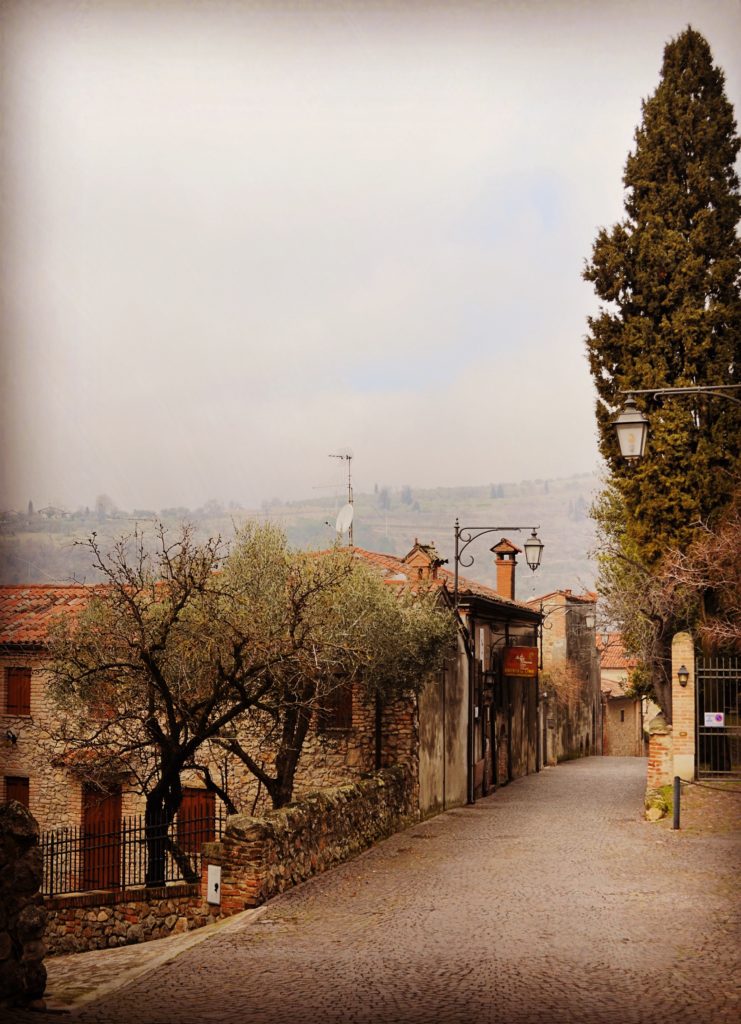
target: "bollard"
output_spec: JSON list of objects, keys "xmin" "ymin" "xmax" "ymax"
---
[{"xmin": 673, "ymin": 775, "xmax": 681, "ymax": 830}]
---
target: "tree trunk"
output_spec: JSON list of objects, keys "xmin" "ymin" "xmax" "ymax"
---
[
  {"xmin": 145, "ymin": 775, "xmax": 182, "ymax": 887},
  {"xmin": 271, "ymin": 696, "xmax": 314, "ymax": 809}
]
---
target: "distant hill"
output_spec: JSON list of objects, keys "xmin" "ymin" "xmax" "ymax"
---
[{"xmin": 0, "ymin": 472, "xmax": 601, "ymax": 599}]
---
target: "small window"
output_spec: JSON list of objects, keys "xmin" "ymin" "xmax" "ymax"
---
[
  {"xmin": 319, "ymin": 682, "xmax": 353, "ymax": 732},
  {"xmin": 5, "ymin": 776, "xmax": 29, "ymax": 808},
  {"xmin": 620, "ymin": 709, "xmax": 625, "ymax": 723},
  {"xmin": 6, "ymin": 667, "xmax": 31, "ymax": 716}
]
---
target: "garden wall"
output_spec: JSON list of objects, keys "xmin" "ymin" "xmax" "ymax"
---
[
  {"xmin": 45, "ymin": 884, "xmax": 220, "ymax": 956},
  {"xmin": 201, "ymin": 766, "xmax": 414, "ymax": 914}
]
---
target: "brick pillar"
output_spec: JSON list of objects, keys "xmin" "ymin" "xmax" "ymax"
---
[
  {"xmin": 646, "ymin": 713, "xmax": 673, "ymax": 790},
  {"xmin": 671, "ymin": 631, "xmax": 695, "ymax": 781}
]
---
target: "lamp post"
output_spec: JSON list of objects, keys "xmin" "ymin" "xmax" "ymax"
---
[
  {"xmin": 613, "ymin": 385, "xmax": 741, "ymax": 460},
  {"xmin": 453, "ymin": 520, "xmax": 544, "ymax": 608}
]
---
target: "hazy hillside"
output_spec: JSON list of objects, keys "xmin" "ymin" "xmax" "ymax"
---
[{"xmin": 0, "ymin": 473, "xmax": 600, "ymax": 599}]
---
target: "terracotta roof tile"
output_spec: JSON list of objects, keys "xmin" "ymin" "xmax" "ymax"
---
[
  {"xmin": 349, "ymin": 547, "xmax": 537, "ymax": 614},
  {"xmin": 597, "ymin": 632, "xmax": 638, "ymax": 670},
  {"xmin": 1, "ymin": 544, "xmax": 539, "ymax": 647},
  {"xmin": 0, "ymin": 584, "xmax": 93, "ymax": 646}
]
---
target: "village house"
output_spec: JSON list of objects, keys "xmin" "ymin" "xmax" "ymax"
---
[
  {"xmin": 526, "ymin": 589, "xmax": 602, "ymax": 764},
  {"xmin": 0, "ymin": 540, "xmax": 542, "ymax": 881},
  {"xmin": 598, "ymin": 632, "xmax": 658, "ymax": 756}
]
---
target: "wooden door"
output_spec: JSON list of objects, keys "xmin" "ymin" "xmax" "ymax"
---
[
  {"xmin": 82, "ymin": 786, "xmax": 121, "ymax": 891},
  {"xmin": 177, "ymin": 788, "xmax": 215, "ymax": 853}
]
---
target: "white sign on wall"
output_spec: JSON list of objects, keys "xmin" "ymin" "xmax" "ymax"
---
[
  {"xmin": 704, "ymin": 712, "xmax": 725, "ymax": 728},
  {"xmin": 207, "ymin": 864, "xmax": 222, "ymax": 905}
]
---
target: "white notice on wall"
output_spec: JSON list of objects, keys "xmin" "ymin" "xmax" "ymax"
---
[
  {"xmin": 207, "ymin": 864, "xmax": 222, "ymax": 905},
  {"xmin": 704, "ymin": 712, "xmax": 725, "ymax": 728}
]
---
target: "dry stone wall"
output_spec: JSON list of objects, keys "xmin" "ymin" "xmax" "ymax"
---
[
  {"xmin": 201, "ymin": 766, "xmax": 414, "ymax": 914},
  {"xmin": 44, "ymin": 883, "xmax": 220, "ymax": 955},
  {"xmin": 0, "ymin": 801, "xmax": 47, "ymax": 1009}
]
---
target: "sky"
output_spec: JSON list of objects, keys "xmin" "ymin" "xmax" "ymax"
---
[{"xmin": 1, "ymin": 0, "xmax": 740, "ymax": 513}]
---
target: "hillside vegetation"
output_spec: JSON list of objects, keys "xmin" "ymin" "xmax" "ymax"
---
[{"xmin": 1, "ymin": 473, "xmax": 599, "ymax": 600}]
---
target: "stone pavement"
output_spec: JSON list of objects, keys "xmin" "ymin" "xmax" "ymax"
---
[{"xmin": 11, "ymin": 758, "xmax": 741, "ymax": 1023}]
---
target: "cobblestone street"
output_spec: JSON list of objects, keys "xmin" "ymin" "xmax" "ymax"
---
[{"xmin": 23, "ymin": 758, "xmax": 741, "ymax": 1023}]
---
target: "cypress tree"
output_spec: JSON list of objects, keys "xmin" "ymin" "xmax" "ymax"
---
[
  {"xmin": 584, "ymin": 27, "xmax": 740, "ymax": 715},
  {"xmin": 585, "ymin": 27, "xmax": 740, "ymax": 565}
]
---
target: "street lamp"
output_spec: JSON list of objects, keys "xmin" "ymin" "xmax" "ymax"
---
[
  {"xmin": 614, "ymin": 396, "xmax": 649, "ymax": 460},
  {"xmin": 453, "ymin": 520, "xmax": 544, "ymax": 608},
  {"xmin": 613, "ymin": 385, "xmax": 741, "ymax": 459}
]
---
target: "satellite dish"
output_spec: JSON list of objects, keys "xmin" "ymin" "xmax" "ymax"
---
[{"xmin": 335, "ymin": 503, "xmax": 354, "ymax": 536}]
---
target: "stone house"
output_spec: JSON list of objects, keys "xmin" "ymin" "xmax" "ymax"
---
[
  {"xmin": 598, "ymin": 632, "xmax": 657, "ymax": 757},
  {"xmin": 0, "ymin": 541, "xmax": 543, "ymax": 848},
  {"xmin": 526, "ymin": 589, "xmax": 602, "ymax": 764}
]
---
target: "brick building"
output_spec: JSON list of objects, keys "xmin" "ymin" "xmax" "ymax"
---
[
  {"xmin": 526, "ymin": 589, "xmax": 602, "ymax": 764},
  {"xmin": 599, "ymin": 632, "xmax": 658, "ymax": 757}
]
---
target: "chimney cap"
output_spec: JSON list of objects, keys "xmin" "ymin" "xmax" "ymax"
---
[{"xmin": 490, "ymin": 537, "xmax": 522, "ymax": 557}]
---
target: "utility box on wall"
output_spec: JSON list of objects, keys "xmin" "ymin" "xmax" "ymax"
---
[{"xmin": 206, "ymin": 864, "xmax": 222, "ymax": 905}]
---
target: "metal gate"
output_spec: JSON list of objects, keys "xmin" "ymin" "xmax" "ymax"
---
[{"xmin": 696, "ymin": 655, "xmax": 741, "ymax": 779}]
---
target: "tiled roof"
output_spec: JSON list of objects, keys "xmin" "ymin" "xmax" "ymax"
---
[
  {"xmin": 350, "ymin": 547, "xmax": 538, "ymax": 614},
  {"xmin": 1, "ymin": 545, "xmax": 539, "ymax": 648},
  {"xmin": 597, "ymin": 633, "xmax": 638, "ymax": 670},
  {"xmin": 0, "ymin": 585, "xmax": 93, "ymax": 646}
]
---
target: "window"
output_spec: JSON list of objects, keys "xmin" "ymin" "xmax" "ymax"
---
[
  {"xmin": 319, "ymin": 681, "xmax": 353, "ymax": 732},
  {"xmin": 620, "ymin": 709, "xmax": 625, "ymax": 723},
  {"xmin": 5, "ymin": 776, "xmax": 29, "ymax": 808},
  {"xmin": 5, "ymin": 667, "xmax": 31, "ymax": 716}
]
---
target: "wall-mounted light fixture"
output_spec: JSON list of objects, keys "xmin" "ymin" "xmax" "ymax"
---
[
  {"xmin": 5, "ymin": 729, "xmax": 18, "ymax": 744},
  {"xmin": 677, "ymin": 665, "xmax": 690, "ymax": 688}
]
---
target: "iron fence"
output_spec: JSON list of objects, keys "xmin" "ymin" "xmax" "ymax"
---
[
  {"xmin": 696, "ymin": 655, "xmax": 740, "ymax": 779},
  {"xmin": 41, "ymin": 807, "xmax": 226, "ymax": 898}
]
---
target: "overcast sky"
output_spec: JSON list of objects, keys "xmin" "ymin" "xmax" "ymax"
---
[{"xmin": 1, "ymin": 0, "xmax": 739, "ymax": 512}]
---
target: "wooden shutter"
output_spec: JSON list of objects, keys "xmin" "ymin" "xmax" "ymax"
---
[
  {"xmin": 6, "ymin": 667, "xmax": 31, "ymax": 716},
  {"xmin": 6, "ymin": 776, "xmax": 30, "ymax": 808},
  {"xmin": 321, "ymin": 681, "xmax": 353, "ymax": 731}
]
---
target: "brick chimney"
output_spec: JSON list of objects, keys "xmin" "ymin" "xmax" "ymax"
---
[{"xmin": 491, "ymin": 538, "xmax": 522, "ymax": 601}]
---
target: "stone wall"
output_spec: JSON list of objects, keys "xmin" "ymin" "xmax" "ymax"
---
[
  {"xmin": 44, "ymin": 884, "xmax": 220, "ymax": 956},
  {"xmin": 0, "ymin": 801, "xmax": 47, "ymax": 1009},
  {"xmin": 201, "ymin": 767, "xmax": 414, "ymax": 914}
]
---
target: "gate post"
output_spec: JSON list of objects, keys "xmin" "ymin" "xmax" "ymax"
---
[{"xmin": 672, "ymin": 631, "xmax": 695, "ymax": 781}]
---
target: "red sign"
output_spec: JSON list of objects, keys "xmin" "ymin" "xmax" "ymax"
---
[{"xmin": 503, "ymin": 647, "xmax": 539, "ymax": 677}]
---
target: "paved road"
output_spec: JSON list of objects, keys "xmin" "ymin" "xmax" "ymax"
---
[{"xmin": 27, "ymin": 758, "xmax": 741, "ymax": 1022}]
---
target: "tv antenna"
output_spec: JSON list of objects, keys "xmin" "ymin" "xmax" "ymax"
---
[{"xmin": 330, "ymin": 448, "xmax": 354, "ymax": 545}]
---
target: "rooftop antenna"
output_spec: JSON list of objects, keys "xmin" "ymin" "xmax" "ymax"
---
[{"xmin": 329, "ymin": 448, "xmax": 354, "ymax": 545}]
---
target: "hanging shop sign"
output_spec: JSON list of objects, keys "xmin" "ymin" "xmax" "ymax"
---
[{"xmin": 503, "ymin": 647, "xmax": 539, "ymax": 677}]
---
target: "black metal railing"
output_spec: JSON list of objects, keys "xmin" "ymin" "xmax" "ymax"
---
[
  {"xmin": 41, "ymin": 807, "xmax": 226, "ymax": 898},
  {"xmin": 696, "ymin": 655, "xmax": 740, "ymax": 779}
]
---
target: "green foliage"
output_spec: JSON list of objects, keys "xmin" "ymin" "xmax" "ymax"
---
[
  {"xmin": 584, "ymin": 27, "xmax": 740, "ymax": 565},
  {"xmin": 584, "ymin": 28, "xmax": 740, "ymax": 715},
  {"xmin": 46, "ymin": 520, "xmax": 455, "ymax": 813}
]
